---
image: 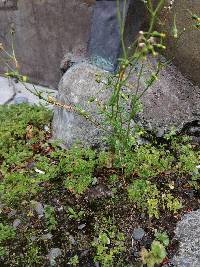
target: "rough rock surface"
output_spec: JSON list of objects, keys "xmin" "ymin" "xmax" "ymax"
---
[
  {"xmin": 53, "ymin": 62, "xmax": 110, "ymax": 148},
  {"xmin": 173, "ymin": 210, "xmax": 200, "ymax": 267},
  {"xmin": 53, "ymin": 60, "xmax": 200, "ymax": 147},
  {"xmin": 140, "ymin": 61, "xmax": 200, "ymax": 135}
]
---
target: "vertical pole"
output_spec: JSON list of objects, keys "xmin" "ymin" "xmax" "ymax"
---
[{"xmin": 88, "ymin": 0, "xmax": 130, "ymax": 72}]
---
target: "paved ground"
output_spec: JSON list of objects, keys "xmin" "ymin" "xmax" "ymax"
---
[{"xmin": 0, "ymin": 76, "xmax": 57, "ymax": 106}]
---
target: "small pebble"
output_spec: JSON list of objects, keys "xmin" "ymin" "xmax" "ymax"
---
[
  {"xmin": 48, "ymin": 248, "xmax": 62, "ymax": 266},
  {"xmin": 13, "ymin": 219, "xmax": 21, "ymax": 229},
  {"xmin": 33, "ymin": 201, "xmax": 44, "ymax": 216},
  {"xmin": 132, "ymin": 227, "xmax": 145, "ymax": 241},
  {"xmin": 69, "ymin": 235, "xmax": 76, "ymax": 245},
  {"xmin": 78, "ymin": 224, "xmax": 86, "ymax": 230},
  {"xmin": 156, "ymin": 128, "xmax": 165, "ymax": 138},
  {"xmin": 31, "ymin": 236, "xmax": 37, "ymax": 242}
]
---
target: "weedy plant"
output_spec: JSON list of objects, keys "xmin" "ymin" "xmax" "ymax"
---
[
  {"xmin": 0, "ymin": 0, "xmax": 199, "ymax": 159},
  {"xmin": 140, "ymin": 231, "xmax": 169, "ymax": 267},
  {"xmin": 68, "ymin": 255, "xmax": 79, "ymax": 266},
  {"xmin": 0, "ymin": 223, "xmax": 16, "ymax": 256},
  {"xmin": 67, "ymin": 207, "xmax": 85, "ymax": 221},
  {"xmin": 128, "ymin": 179, "xmax": 182, "ymax": 218},
  {"xmin": 44, "ymin": 205, "xmax": 58, "ymax": 231},
  {"xmin": 92, "ymin": 219, "xmax": 126, "ymax": 267}
]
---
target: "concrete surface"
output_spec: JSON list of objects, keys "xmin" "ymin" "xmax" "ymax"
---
[
  {"xmin": 0, "ymin": 76, "xmax": 15, "ymax": 105},
  {"xmin": 160, "ymin": 0, "xmax": 200, "ymax": 86},
  {"xmin": 1, "ymin": 1, "xmax": 199, "ymax": 88},
  {"xmin": 0, "ymin": 0, "xmax": 94, "ymax": 88},
  {"xmin": 0, "ymin": 76, "xmax": 57, "ymax": 106}
]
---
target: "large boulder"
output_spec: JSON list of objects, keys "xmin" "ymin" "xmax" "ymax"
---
[
  {"xmin": 52, "ymin": 62, "xmax": 109, "ymax": 148},
  {"xmin": 173, "ymin": 210, "xmax": 200, "ymax": 267},
  {"xmin": 52, "ymin": 60, "xmax": 200, "ymax": 147},
  {"xmin": 140, "ymin": 61, "xmax": 200, "ymax": 136}
]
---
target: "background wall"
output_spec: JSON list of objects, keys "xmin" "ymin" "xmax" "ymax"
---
[
  {"xmin": 0, "ymin": 0, "xmax": 94, "ymax": 88},
  {"xmin": 0, "ymin": 0, "xmax": 199, "ymax": 88},
  {"xmin": 161, "ymin": 0, "xmax": 200, "ymax": 86}
]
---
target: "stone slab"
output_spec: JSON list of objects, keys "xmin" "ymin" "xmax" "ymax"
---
[
  {"xmin": 0, "ymin": 76, "xmax": 15, "ymax": 104},
  {"xmin": 0, "ymin": 75, "xmax": 57, "ymax": 107}
]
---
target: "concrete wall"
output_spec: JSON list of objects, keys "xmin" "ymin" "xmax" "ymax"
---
[
  {"xmin": 0, "ymin": 0, "xmax": 199, "ymax": 88},
  {"xmin": 161, "ymin": 0, "xmax": 200, "ymax": 86},
  {"xmin": 0, "ymin": 0, "xmax": 94, "ymax": 88}
]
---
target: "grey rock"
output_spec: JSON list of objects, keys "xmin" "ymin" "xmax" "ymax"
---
[
  {"xmin": 32, "ymin": 201, "xmax": 44, "ymax": 216},
  {"xmin": 0, "ymin": 77, "xmax": 15, "ymax": 105},
  {"xmin": 53, "ymin": 62, "xmax": 110, "ymax": 148},
  {"xmin": 48, "ymin": 248, "xmax": 62, "ymax": 267},
  {"xmin": 69, "ymin": 235, "xmax": 76, "ymax": 245},
  {"xmin": 187, "ymin": 126, "xmax": 200, "ymax": 136},
  {"xmin": 13, "ymin": 219, "xmax": 21, "ymax": 229},
  {"xmin": 78, "ymin": 224, "xmax": 86, "ymax": 230},
  {"xmin": 173, "ymin": 209, "xmax": 200, "ymax": 267},
  {"xmin": 138, "ymin": 58, "xmax": 200, "ymax": 134},
  {"xmin": 132, "ymin": 227, "xmax": 145, "ymax": 241},
  {"xmin": 31, "ymin": 236, "xmax": 37, "ymax": 242},
  {"xmin": 0, "ymin": 1, "xmax": 93, "ymax": 88},
  {"xmin": 155, "ymin": 128, "xmax": 165, "ymax": 138},
  {"xmin": 10, "ymin": 81, "xmax": 57, "ymax": 107},
  {"xmin": 60, "ymin": 52, "xmax": 85, "ymax": 74},
  {"xmin": 53, "ymin": 58, "xmax": 200, "ymax": 148}
]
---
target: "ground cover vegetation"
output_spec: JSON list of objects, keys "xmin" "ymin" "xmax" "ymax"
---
[
  {"xmin": 0, "ymin": 0, "xmax": 200, "ymax": 266},
  {"xmin": 0, "ymin": 103, "xmax": 199, "ymax": 266}
]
